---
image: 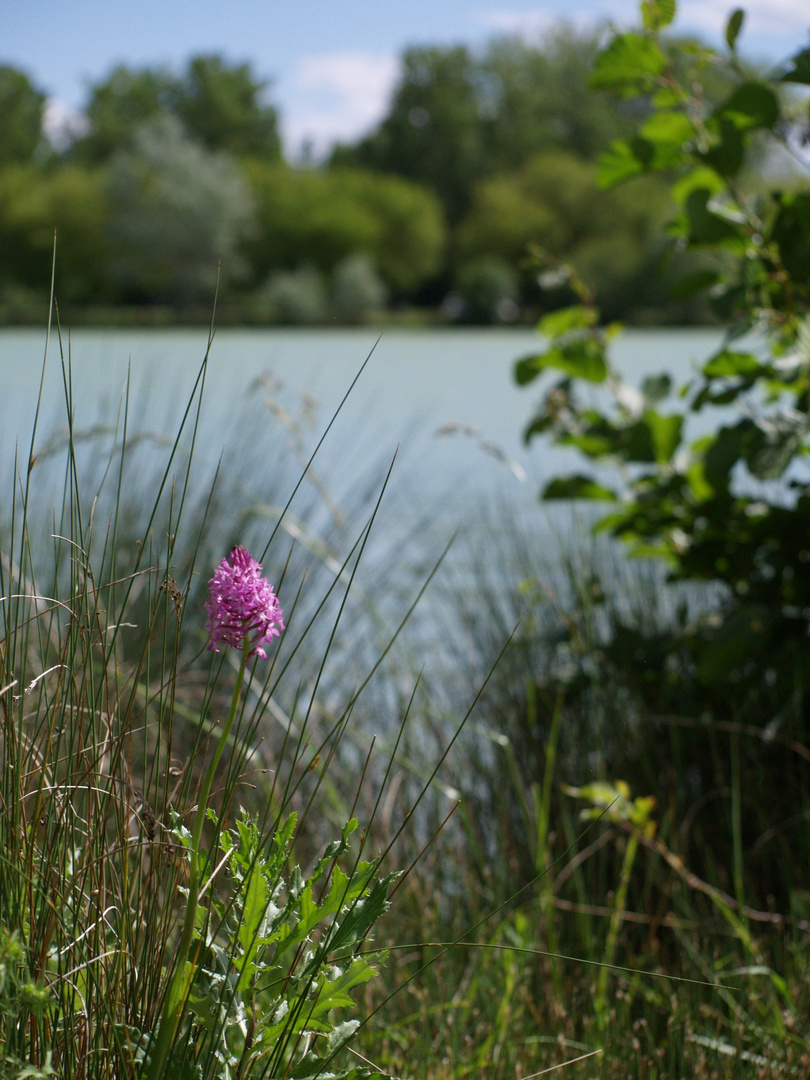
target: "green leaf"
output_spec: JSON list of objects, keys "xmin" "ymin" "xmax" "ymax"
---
[
  {"xmin": 561, "ymin": 432, "xmax": 616, "ymax": 457},
  {"xmin": 326, "ymin": 1018, "xmax": 361, "ymax": 1055},
  {"xmin": 671, "ymin": 167, "xmax": 726, "ymax": 206},
  {"xmin": 515, "ymin": 338, "xmax": 609, "ymax": 385},
  {"xmin": 699, "ymin": 120, "xmax": 744, "ymax": 177},
  {"xmin": 670, "ymin": 269, "xmax": 720, "ymax": 300},
  {"xmin": 770, "ymin": 192, "xmax": 810, "ymax": 281},
  {"xmin": 714, "ymin": 83, "xmax": 779, "ymax": 131},
  {"xmin": 306, "ymin": 957, "xmax": 380, "ymax": 1025},
  {"xmin": 522, "ymin": 413, "xmax": 552, "ymax": 442},
  {"xmin": 698, "ymin": 605, "xmax": 773, "ymax": 684},
  {"xmin": 589, "ymin": 34, "xmax": 667, "ymax": 97},
  {"xmin": 779, "ymin": 47, "xmax": 810, "ymax": 85},
  {"xmin": 639, "ymin": 109, "xmax": 694, "ymax": 148},
  {"xmin": 708, "ymin": 283, "xmax": 747, "ymax": 322},
  {"xmin": 743, "ymin": 419, "xmax": 805, "ymax": 480},
  {"xmin": 702, "ymin": 350, "xmax": 765, "ymax": 377},
  {"xmin": 725, "ymin": 9, "xmax": 744, "ymax": 50},
  {"xmin": 596, "ymin": 139, "xmax": 645, "ymax": 187},
  {"xmin": 643, "ymin": 411, "xmax": 683, "ymax": 464},
  {"xmin": 292, "ymin": 1057, "xmax": 380, "ymax": 1080},
  {"xmin": 703, "ymin": 422, "xmax": 749, "ymax": 486},
  {"xmin": 684, "ymin": 188, "xmax": 743, "ymax": 246},
  {"xmin": 642, "ymin": 373, "xmax": 672, "ymax": 404},
  {"xmin": 642, "ymin": 0, "xmax": 677, "ymax": 30},
  {"xmin": 619, "ymin": 420, "xmax": 657, "ymax": 462},
  {"xmin": 686, "ymin": 459, "xmax": 714, "ymax": 501},
  {"xmin": 329, "ymin": 873, "xmax": 397, "ymax": 952},
  {"xmin": 597, "ymin": 123, "xmax": 689, "ymax": 186},
  {"xmin": 542, "ymin": 475, "xmax": 618, "ymax": 501},
  {"xmin": 538, "ymin": 304, "xmax": 599, "ymax": 337},
  {"xmin": 237, "ymin": 865, "xmax": 270, "ymax": 989}
]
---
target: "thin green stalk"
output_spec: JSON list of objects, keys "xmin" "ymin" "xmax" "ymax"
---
[
  {"xmin": 534, "ymin": 690, "xmax": 563, "ymax": 1001},
  {"xmin": 594, "ymin": 828, "xmax": 640, "ymax": 1029},
  {"xmin": 146, "ymin": 637, "xmax": 251, "ymax": 1080}
]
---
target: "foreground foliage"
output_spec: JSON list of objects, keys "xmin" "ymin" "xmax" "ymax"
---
[{"xmin": 517, "ymin": 1, "xmax": 810, "ymax": 785}]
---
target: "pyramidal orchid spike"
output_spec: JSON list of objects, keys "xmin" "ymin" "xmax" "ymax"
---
[{"xmin": 205, "ymin": 545, "xmax": 284, "ymax": 658}]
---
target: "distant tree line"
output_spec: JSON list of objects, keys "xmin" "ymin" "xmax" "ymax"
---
[{"xmin": 0, "ymin": 30, "xmax": 743, "ymax": 324}]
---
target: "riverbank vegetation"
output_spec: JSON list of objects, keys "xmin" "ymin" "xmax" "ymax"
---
[{"xmin": 2, "ymin": 1, "xmax": 810, "ymax": 1076}]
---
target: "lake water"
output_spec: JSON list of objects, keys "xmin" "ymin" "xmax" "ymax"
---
[
  {"xmin": 0, "ymin": 326, "xmax": 723, "ymax": 517},
  {"xmin": 1, "ymin": 325, "xmax": 732, "ymax": 693}
]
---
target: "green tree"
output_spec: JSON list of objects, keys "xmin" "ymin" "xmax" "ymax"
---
[
  {"xmin": 332, "ymin": 31, "xmax": 649, "ymax": 228},
  {"xmin": 0, "ymin": 164, "xmax": 110, "ymax": 301},
  {"xmin": 106, "ymin": 115, "xmax": 256, "ymax": 305},
  {"xmin": 74, "ymin": 55, "xmax": 281, "ymax": 163},
  {"xmin": 480, "ymin": 29, "xmax": 637, "ymax": 169},
  {"xmin": 332, "ymin": 46, "xmax": 487, "ymax": 225},
  {"xmin": 176, "ymin": 54, "xmax": 281, "ymax": 160},
  {"xmin": 74, "ymin": 64, "xmax": 177, "ymax": 163},
  {"xmin": 457, "ymin": 150, "xmax": 673, "ymax": 319},
  {"xmin": 243, "ymin": 163, "xmax": 444, "ymax": 294},
  {"xmin": 0, "ymin": 65, "xmax": 47, "ymax": 166}
]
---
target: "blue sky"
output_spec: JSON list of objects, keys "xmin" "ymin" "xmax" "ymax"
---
[{"xmin": 4, "ymin": 0, "xmax": 809, "ymax": 159}]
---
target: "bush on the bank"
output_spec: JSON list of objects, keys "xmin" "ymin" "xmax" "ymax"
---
[{"xmin": 243, "ymin": 162, "xmax": 445, "ymax": 296}]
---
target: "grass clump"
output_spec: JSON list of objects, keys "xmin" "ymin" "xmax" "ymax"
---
[{"xmin": 0, "ymin": 303, "xmax": 448, "ymax": 1079}]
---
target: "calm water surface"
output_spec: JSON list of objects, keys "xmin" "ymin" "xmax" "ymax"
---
[{"xmin": 0, "ymin": 326, "xmax": 722, "ymax": 512}]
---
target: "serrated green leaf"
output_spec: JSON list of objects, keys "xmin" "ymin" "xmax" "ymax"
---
[
  {"xmin": 542, "ymin": 475, "xmax": 617, "ymax": 501},
  {"xmin": 237, "ymin": 865, "xmax": 270, "ymax": 988},
  {"xmin": 589, "ymin": 34, "xmax": 667, "ymax": 97},
  {"xmin": 329, "ymin": 874, "xmax": 397, "ymax": 952},
  {"xmin": 326, "ymin": 1018, "xmax": 361, "ymax": 1055},
  {"xmin": 306, "ymin": 958, "xmax": 380, "ymax": 1025},
  {"xmin": 725, "ymin": 9, "xmax": 744, "ymax": 50}
]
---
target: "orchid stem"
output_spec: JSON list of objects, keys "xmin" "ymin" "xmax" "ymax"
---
[{"xmin": 145, "ymin": 638, "xmax": 251, "ymax": 1080}]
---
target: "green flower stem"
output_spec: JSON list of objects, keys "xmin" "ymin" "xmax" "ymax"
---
[{"xmin": 146, "ymin": 638, "xmax": 251, "ymax": 1080}]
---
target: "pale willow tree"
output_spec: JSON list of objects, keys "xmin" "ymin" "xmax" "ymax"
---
[{"xmin": 107, "ymin": 115, "xmax": 256, "ymax": 306}]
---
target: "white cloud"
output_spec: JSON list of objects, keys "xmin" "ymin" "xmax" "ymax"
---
[
  {"xmin": 477, "ymin": 9, "xmax": 561, "ymax": 37},
  {"xmin": 476, "ymin": 3, "xmax": 635, "ymax": 40},
  {"xmin": 282, "ymin": 51, "xmax": 400, "ymax": 162},
  {"xmin": 478, "ymin": 0, "xmax": 807, "ymax": 56},
  {"xmin": 678, "ymin": 0, "xmax": 809, "ymax": 39},
  {"xmin": 43, "ymin": 98, "xmax": 87, "ymax": 151}
]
